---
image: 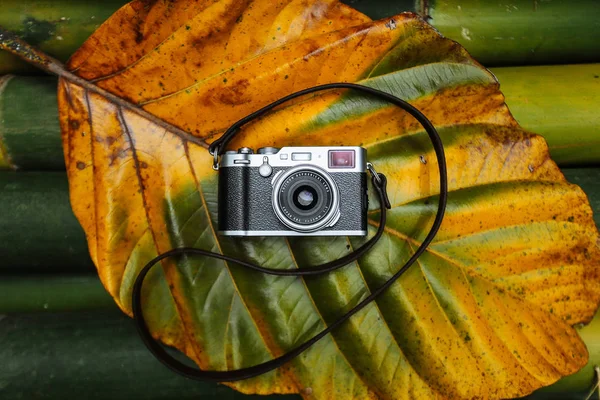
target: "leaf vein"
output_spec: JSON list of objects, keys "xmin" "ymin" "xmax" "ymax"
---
[
  {"xmin": 283, "ymin": 238, "xmax": 373, "ymax": 390},
  {"xmin": 117, "ymin": 105, "xmax": 203, "ymax": 363}
]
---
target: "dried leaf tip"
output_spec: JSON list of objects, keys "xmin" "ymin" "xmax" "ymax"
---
[{"xmin": 0, "ymin": 26, "xmax": 48, "ymax": 66}]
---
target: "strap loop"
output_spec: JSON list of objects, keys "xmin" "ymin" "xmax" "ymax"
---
[
  {"xmin": 367, "ymin": 162, "xmax": 381, "ymax": 185},
  {"xmin": 211, "ymin": 145, "xmax": 220, "ymax": 171},
  {"xmin": 367, "ymin": 162, "xmax": 391, "ymax": 210}
]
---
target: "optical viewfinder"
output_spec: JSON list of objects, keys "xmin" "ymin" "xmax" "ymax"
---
[{"xmin": 329, "ymin": 150, "xmax": 355, "ymax": 168}]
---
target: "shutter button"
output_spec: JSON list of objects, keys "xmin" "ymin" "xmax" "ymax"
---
[{"xmin": 259, "ymin": 156, "xmax": 272, "ymax": 177}]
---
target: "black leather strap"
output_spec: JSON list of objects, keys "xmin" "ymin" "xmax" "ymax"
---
[{"xmin": 133, "ymin": 83, "xmax": 448, "ymax": 382}]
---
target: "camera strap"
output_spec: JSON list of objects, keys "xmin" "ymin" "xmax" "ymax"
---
[{"xmin": 132, "ymin": 83, "xmax": 448, "ymax": 382}]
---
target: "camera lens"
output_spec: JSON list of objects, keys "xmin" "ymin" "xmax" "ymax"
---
[
  {"xmin": 272, "ymin": 166, "xmax": 340, "ymax": 232},
  {"xmin": 293, "ymin": 186, "xmax": 318, "ymax": 210}
]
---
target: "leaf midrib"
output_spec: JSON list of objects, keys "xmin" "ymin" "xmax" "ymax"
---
[
  {"xmin": 282, "ymin": 237, "xmax": 373, "ymax": 394},
  {"xmin": 83, "ymin": 87, "xmax": 100, "ymax": 268},
  {"xmin": 346, "ymin": 237, "xmax": 435, "ymax": 396},
  {"xmin": 116, "ymin": 105, "xmax": 206, "ymax": 365}
]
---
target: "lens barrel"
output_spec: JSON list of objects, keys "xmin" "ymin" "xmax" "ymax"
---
[{"xmin": 272, "ymin": 166, "xmax": 340, "ymax": 232}]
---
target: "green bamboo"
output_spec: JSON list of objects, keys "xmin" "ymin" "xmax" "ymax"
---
[
  {"xmin": 0, "ymin": 171, "xmax": 94, "ymax": 272},
  {"xmin": 0, "ymin": 308, "xmax": 596, "ymax": 400},
  {"xmin": 0, "ymin": 302, "xmax": 598, "ymax": 399},
  {"xmin": 426, "ymin": 0, "xmax": 600, "ymax": 67},
  {"xmin": 2, "ymin": 0, "xmax": 600, "ymax": 75},
  {"xmin": 493, "ymin": 65, "xmax": 600, "ymax": 166},
  {"xmin": 1, "ymin": 65, "xmax": 599, "ymax": 170},
  {"xmin": 0, "ymin": 275, "xmax": 115, "ymax": 313},
  {"xmin": 0, "ymin": 75, "xmax": 63, "ymax": 170},
  {"xmin": 350, "ymin": 0, "xmax": 600, "ymax": 66},
  {"xmin": 0, "ymin": 0, "xmax": 125, "ymax": 75},
  {"xmin": 0, "ymin": 311, "xmax": 294, "ymax": 400}
]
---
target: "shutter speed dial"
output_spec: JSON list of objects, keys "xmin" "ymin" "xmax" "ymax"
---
[{"xmin": 257, "ymin": 147, "xmax": 279, "ymax": 155}]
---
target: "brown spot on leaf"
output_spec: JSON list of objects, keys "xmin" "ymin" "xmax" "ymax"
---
[
  {"xmin": 135, "ymin": 28, "xmax": 144, "ymax": 44},
  {"xmin": 69, "ymin": 120, "xmax": 80, "ymax": 130},
  {"xmin": 216, "ymin": 79, "xmax": 251, "ymax": 105}
]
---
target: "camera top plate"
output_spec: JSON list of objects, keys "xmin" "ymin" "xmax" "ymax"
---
[{"xmin": 220, "ymin": 146, "xmax": 367, "ymax": 173}]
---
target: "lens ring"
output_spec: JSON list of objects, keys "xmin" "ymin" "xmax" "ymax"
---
[
  {"xmin": 281, "ymin": 178, "xmax": 328, "ymax": 223},
  {"xmin": 272, "ymin": 165, "xmax": 340, "ymax": 233}
]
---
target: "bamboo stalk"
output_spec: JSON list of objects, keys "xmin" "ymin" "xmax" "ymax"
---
[
  {"xmin": 0, "ymin": 275, "xmax": 115, "ymax": 313},
  {"xmin": 351, "ymin": 0, "xmax": 600, "ymax": 66},
  {"xmin": 2, "ymin": 0, "xmax": 599, "ymax": 75},
  {"xmin": 423, "ymin": 0, "xmax": 600, "ymax": 67},
  {"xmin": 0, "ymin": 171, "xmax": 94, "ymax": 272},
  {"xmin": 0, "ymin": 0, "xmax": 125, "ymax": 75},
  {"xmin": 0, "ymin": 75, "xmax": 64, "ymax": 170},
  {"xmin": 1, "ymin": 65, "xmax": 599, "ymax": 170},
  {"xmin": 494, "ymin": 65, "xmax": 600, "ymax": 166},
  {"xmin": 0, "ymin": 304, "xmax": 598, "ymax": 399},
  {"xmin": 0, "ymin": 311, "xmax": 288, "ymax": 400}
]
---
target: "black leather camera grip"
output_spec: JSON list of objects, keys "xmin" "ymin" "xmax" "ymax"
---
[{"xmin": 133, "ymin": 83, "xmax": 448, "ymax": 383}]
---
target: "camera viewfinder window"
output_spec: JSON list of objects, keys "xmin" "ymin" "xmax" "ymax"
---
[{"xmin": 329, "ymin": 150, "xmax": 355, "ymax": 168}]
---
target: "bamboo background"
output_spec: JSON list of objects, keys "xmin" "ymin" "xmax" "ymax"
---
[{"xmin": 1, "ymin": 1, "xmax": 599, "ymax": 399}]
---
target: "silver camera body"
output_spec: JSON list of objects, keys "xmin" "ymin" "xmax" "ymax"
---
[{"xmin": 218, "ymin": 146, "xmax": 368, "ymax": 236}]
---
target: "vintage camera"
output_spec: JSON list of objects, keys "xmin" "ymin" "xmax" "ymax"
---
[{"xmin": 218, "ymin": 146, "xmax": 368, "ymax": 236}]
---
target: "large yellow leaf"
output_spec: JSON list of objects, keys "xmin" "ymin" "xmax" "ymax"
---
[{"xmin": 43, "ymin": 0, "xmax": 600, "ymax": 398}]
